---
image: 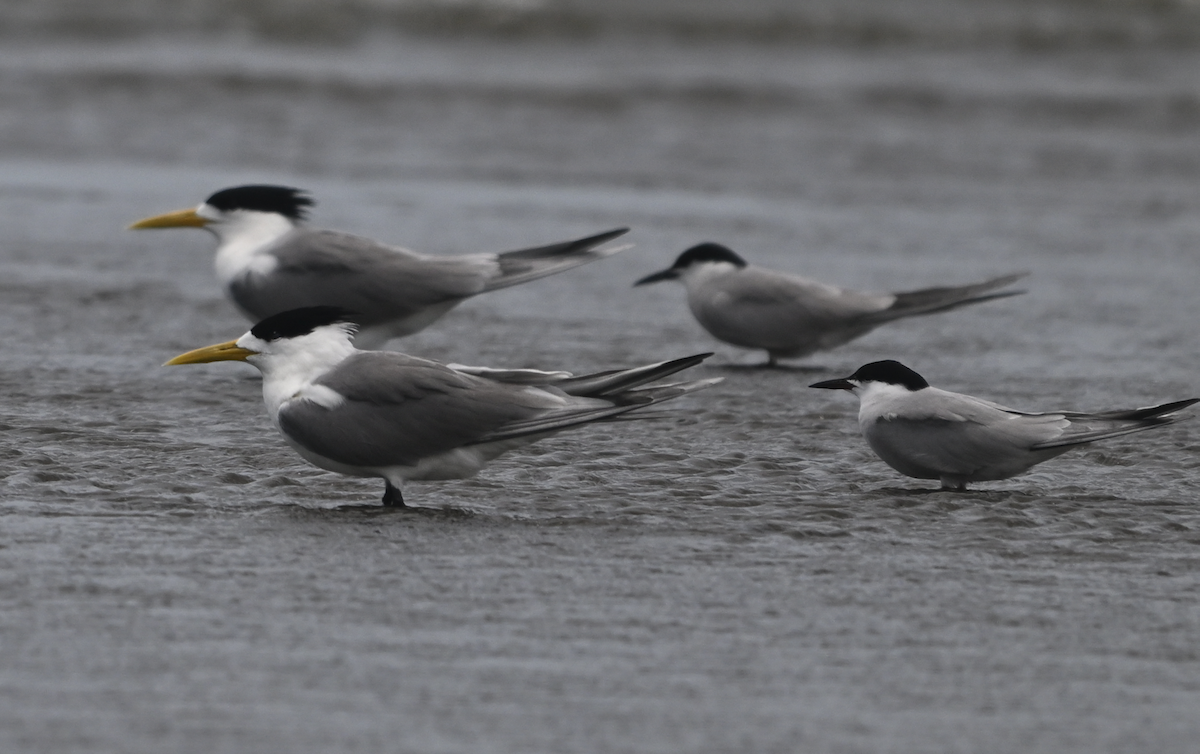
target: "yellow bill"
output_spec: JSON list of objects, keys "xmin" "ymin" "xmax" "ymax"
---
[
  {"xmin": 164, "ymin": 339, "xmax": 256, "ymax": 366},
  {"xmin": 129, "ymin": 208, "xmax": 210, "ymax": 230}
]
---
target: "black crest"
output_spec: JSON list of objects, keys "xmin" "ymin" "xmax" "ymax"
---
[
  {"xmin": 850, "ymin": 360, "xmax": 930, "ymax": 390},
  {"xmin": 672, "ymin": 243, "xmax": 748, "ymax": 270},
  {"xmin": 250, "ymin": 307, "xmax": 358, "ymax": 342},
  {"xmin": 204, "ymin": 185, "xmax": 314, "ymax": 220}
]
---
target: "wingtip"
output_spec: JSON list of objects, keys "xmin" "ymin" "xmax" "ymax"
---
[
  {"xmin": 588, "ymin": 228, "xmax": 632, "ymax": 253},
  {"xmin": 594, "ymin": 242, "xmax": 634, "ymax": 258},
  {"xmin": 982, "ymin": 288, "xmax": 1029, "ymax": 302},
  {"xmin": 589, "ymin": 227, "xmax": 631, "ymax": 245},
  {"xmin": 624, "ymin": 374, "xmax": 724, "ymax": 404},
  {"xmin": 1159, "ymin": 397, "xmax": 1200, "ymax": 417},
  {"xmin": 982, "ymin": 271, "xmax": 1031, "ymax": 290},
  {"xmin": 673, "ymin": 352, "xmax": 715, "ymax": 370}
]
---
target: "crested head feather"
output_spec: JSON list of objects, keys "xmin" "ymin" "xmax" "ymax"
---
[
  {"xmin": 850, "ymin": 360, "xmax": 930, "ymax": 390},
  {"xmin": 250, "ymin": 307, "xmax": 358, "ymax": 342},
  {"xmin": 205, "ymin": 185, "xmax": 314, "ymax": 221},
  {"xmin": 673, "ymin": 243, "xmax": 748, "ymax": 270}
]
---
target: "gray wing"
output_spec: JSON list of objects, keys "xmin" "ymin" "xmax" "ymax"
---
[
  {"xmin": 864, "ymin": 388, "xmax": 1072, "ymax": 478},
  {"xmin": 903, "ymin": 391, "xmax": 1198, "ymax": 452},
  {"xmin": 722, "ymin": 267, "xmax": 890, "ymax": 315},
  {"xmin": 693, "ymin": 267, "xmax": 891, "ymax": 350},
  {"xmin": 1032, "ymin": 398, "xmax": 1199, "ymax": 449},
  {"xmin": 862, "ymin": 273, "xmax": 1028, "ymax": 324},
  {"xmin": 867, "ymin": 415, "xmax": 1063, "ymax": 479},
  {"xmin": 484, "ymin": 228, "xmax": 629, "ymax": 291},
  {"xmin": 228, "ymin": 229, "xmax": 498, "ymax": 325},
  {"xmin": 277, "ymin": 352, "xmax": 557, "ymax": 468}
]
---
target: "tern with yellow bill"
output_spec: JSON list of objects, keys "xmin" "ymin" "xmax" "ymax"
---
[
  {"xmin": 165, "ymin": 307, "xmax": 719, "ymax": 507},
  {"xmin": 132, "ymin": 185, "xmax": 629, "ymax": 348}
]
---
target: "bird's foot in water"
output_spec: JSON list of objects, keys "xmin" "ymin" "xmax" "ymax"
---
[
  {"xmin": 382, "ymin": 482, "xmax": 406, "ymax": 508},
  {"xmin": 737, "ymin": 356, "xmax": 826, "ymax": 372}
]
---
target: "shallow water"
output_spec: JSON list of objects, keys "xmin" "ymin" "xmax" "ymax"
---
[{"xmin": 3, "ymin": 2, "xmax": 1200, "ymax": 752}]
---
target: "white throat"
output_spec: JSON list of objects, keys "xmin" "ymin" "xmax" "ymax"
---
[
  {"xmin": 241, "ymin": 326, "xmax": 358, "ymax": 421},
  {"xmin": 209, "ymin": 209, "xmax": 297, "ymax": 285},
  {"xmin": 855, "ymin": 381, "xmax": 920, "ymax": 422}
]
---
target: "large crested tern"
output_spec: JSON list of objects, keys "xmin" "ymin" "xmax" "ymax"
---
[
  {"xmin": 634, "ymin": 243, "xmax": 1026, "ymax": 365},
  {"xmin": 811, "ymin": 360, "xmax": 1198, "ymax": 490},
  {"xmin": 132, "ymin": 185, "xmax": 629, "ymax": 348},
  {"xmin": 165, "ymin": 307, "xmax": 720, "ymax": 507}
]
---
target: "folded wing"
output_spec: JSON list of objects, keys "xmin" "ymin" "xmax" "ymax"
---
[
  {"xmin": 277, "ymin": 351, "xmax": 718, "ymax": 468},
  {"xmin": 1032, "ymin": 398, "xmax": 1199, "ymax": 449}
]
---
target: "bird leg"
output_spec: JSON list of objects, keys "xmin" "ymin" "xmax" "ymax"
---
[
  {"xmin": 382, "ymin": 481, "xmax": 406, "ymax": 508},
  {"xmin": 940, "ymin": 479, "xmax": 968, "ymax": 492}
]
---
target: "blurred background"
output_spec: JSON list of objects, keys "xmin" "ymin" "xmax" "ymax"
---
[{"xmin": 3, "ymin": 0, "xmax": 1198, "ymax": 369}]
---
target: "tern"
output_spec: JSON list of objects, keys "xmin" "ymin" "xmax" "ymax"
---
[
  {"xmin": 131, "ymin": 185, "xmax": 629, "ymax": 348},
  {"xmin": 811, "ymin": 360, "xmax": 1198, "ymax": 490},
  {"xmin": 165, "ymin": 307, "xmax": 720, "ymax": 507},
  {"xmin": 634, "ymin": 243, "xmax": 1026, "ymax": 365}
]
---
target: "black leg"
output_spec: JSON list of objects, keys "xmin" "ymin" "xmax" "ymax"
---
[{"xmin": 382, "ymin": 481, "xmax": 406, "ymax": 508}]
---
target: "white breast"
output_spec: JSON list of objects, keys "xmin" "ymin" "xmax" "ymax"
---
[{"xmin": 211, "ymin": 212, "xmax": 295, "ymax": 285}]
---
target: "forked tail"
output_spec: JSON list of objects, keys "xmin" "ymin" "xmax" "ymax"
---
[
  {"xmin": 469, "ymin": 354, "xmax": 721, "ymax": 444},
  {"xmin": 867, "ymin": 272, "xmax": 1028, "ymax": 323},
  {"xmin": 1032, "ymin": 398, "xmax": 1199, "ymax": 449},
  {"xmin": 483, "ymin": 228, "xmax": 631, "ymax": 291}
]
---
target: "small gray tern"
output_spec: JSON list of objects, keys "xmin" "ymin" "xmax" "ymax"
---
[
  {"xmin": 634, "ymin": 243, "xmax": 1026, "ymax": 366},
  {"xmin": 165, "ymin": 306, "xmax": 720, "ymax": 507},
  {"xmin": 811, "ymin": 360, "xmax": 1198, "ymax": 490},
  {"xmin": 132, "ymin": 185, "xmax": 629, "ymax": 348}
]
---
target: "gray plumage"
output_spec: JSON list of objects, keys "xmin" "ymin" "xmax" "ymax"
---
[
  {"xmin": 812, "ymin": 360, "xmax": 1198, "ymax": 490},
  {"xmin": 635, "ymin": 242, "xmax": 1026, "ymax": 365},
  {"xmin": 166, "ymin": 306, "xmax": 720, "ymax": 506},
  {"xmin": 687, "ymin": 268, "xmax": 1024, "ymax": 360},
  {"xmin": 275, "ymin": 350, "xmax": 718, "ymax": 486},
  {"xmin": 863, "ymin": 392, "xmax": 1197, "ymax": 487},
  {"xmin": 230, "ymin": 227, "xmax": 629, "ymax": 347},
  {"xmin": 130, "ymin": 185, "xmax": 629, "ymax": 349}
]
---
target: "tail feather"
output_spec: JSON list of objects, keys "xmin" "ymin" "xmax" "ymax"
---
[
  {"xmin": 448, "ymin": 365, "xmax": 572, "ymax": 384},
  {"xmin": 483, "ymin": 228, "xmax": 630, "ymax": 291},
  {"xmin": 865, "ymin": 272, "xmax": 1028, "ymax": 323},
  {"xmin": 611, "ymin": 376, "xmax": 725, "ymax": 405},
  {"xmin": 449, "ymin": 353, "xmax": 714, "ymax": 394},
  {"xmin": 554, "ymin": 353, "xmax": 713, "ymax": 397},
  {"xmin": 1032, "ymin": 398, "xmax": 1198, "ymax": 450},
  {"xmin": 468, "ymin": 362, "xmax": 721, "ymax": 445},
  {"xmin": 1077, "ymin": 398, "xmax": 1200, "ymax": 422}
]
